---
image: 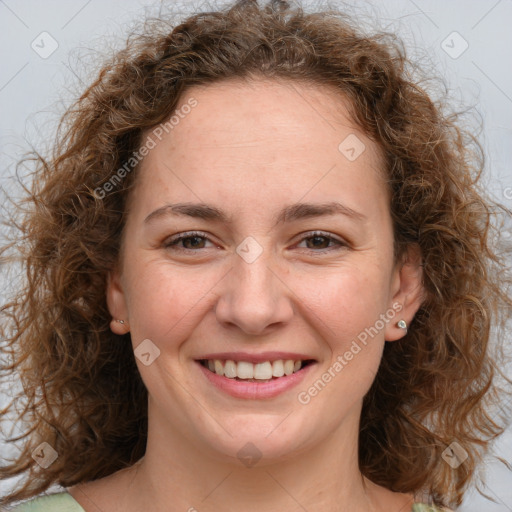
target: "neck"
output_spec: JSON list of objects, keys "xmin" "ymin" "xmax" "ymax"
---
[{"xmin": 122, "ymin": 404, "xmax": 398, "ymax": 512}]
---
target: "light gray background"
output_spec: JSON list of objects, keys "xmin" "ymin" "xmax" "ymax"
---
[{"xmin": 0, "ymin": 0, "xmax": 511, "ymax": 510}]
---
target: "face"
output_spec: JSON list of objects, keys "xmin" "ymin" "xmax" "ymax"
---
[{"xmin": 108, "ymin": 79, "xmax": 423, "ymax": 465}]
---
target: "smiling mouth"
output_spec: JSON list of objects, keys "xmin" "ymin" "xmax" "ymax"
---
[{"xmin": 198, "ymin": 359, "xmax": 316, "ymax": 382}]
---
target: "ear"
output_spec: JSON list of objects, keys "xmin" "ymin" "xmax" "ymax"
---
[
  {"xmin": 385, "ymin": 244, "xmax": 424, "ymax": 342},
  {"xmin": 106, "ymin": 268, "xmax": 130, "ymax": 335}
]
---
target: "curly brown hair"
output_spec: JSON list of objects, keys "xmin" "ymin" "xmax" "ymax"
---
[{"xmin": 1, "ymin": 0, "xmax": 511, "ymax": 509}]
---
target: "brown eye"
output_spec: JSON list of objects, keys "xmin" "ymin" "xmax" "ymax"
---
[
  {"xmin": 181, "ymin": 236, "xmax": 207, "ymax": 249},
  {"xmin": 164, "ymin": 232, "xmax": 214, "ymax": 251},
  {"xmin": 305, "ymin": 235, "xmax": 331, "ymax": 250},
  {"xmin": 296, "ymin": 231, "xmax": 346, "ymax": 253}
]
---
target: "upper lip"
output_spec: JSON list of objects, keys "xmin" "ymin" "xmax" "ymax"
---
[{"xmin": 196, "ymin": 351, "xmax": 316, "ymax": 364}]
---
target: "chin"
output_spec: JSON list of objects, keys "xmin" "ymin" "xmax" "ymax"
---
[{"xmin": 197, "ymin": 413, "xmax": 316, "ymax": 467}]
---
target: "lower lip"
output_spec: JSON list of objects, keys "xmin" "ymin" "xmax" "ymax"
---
[{"xmin": 196, "ymin": 361, "xmax": 316, "ymax": 399}]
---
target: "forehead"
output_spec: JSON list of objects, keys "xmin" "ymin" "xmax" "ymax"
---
[
  {"xmin": 165, "ymin": 78, "xmax": 376, "ymax": 157},
  {"xmin": 133, "ymin": 78, "xmax": 387, "ymax": 215}
]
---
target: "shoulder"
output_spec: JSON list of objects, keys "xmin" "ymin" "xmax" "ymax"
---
[
  {"xmin": 9, "ymin": 492, "xmax": 85, "ymax": 512},
  {"xmin": 412, "ymin": 504, "xmax": 454, "ymax": 512}
]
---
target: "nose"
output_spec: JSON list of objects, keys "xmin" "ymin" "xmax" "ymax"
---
[{"xmin": 214, "ymin": 247, "xmax": 294, "ymax": 336}]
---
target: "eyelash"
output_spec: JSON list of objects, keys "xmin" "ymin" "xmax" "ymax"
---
[{"xmin": 163, "ymin": 230, "xmax": 347, "ymax": 254}]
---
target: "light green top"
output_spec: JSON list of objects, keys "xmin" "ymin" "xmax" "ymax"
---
[
  {"xmin": 412, "ymin": 505, "xmax": 449, "ymax": 512},
  {"xmin": 9, "ymin": 493, "xmax": 85, "ymax": 511},
  {"xmin": 10, "ymin": 492, "xmax": 448, "ymax": 511}
]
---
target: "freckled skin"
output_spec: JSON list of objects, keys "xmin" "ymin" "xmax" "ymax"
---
[{"xmin": 70, "ymin": 79, "xmax": 423, "ymax": 512}]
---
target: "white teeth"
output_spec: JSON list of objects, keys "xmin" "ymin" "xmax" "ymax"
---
[
  {"xmin": 254, "ymin": 362, "xmax": 273, "ymax": 380},
  {"xmin": 214, "ymin": 360, "xmax": 224, "ymax": 376},
  {"xmin": 224, "ymin": 359, "xmax": 237, "ymax": 378},
  {"xmin": 283, "ymin": 360, "xmax": 294, "ymax": 376},
  {"xmin": 272, "ymin": 360, "xmax": 285, "ymax": 377},
  {"xmin": 204, "ymin": 358, "xmax": 306, "ymax": 380},
  {"xmin": 237, "ymin": 361, "xmax": 254, "ymax": 379}
]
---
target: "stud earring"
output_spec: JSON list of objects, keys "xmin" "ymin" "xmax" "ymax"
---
[
  {"xmin": 397, "ymin": 319, "xmax": 407, "ymax": 331},
  {"xmin": 116, "ymin": 319, "xmax": 125, "ymax": 324}
]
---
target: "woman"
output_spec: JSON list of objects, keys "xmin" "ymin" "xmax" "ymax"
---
[{"xmin": 1, "ymin": 1, "xmax": 511, "ymax": 511}]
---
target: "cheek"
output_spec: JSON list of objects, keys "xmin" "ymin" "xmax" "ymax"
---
[
  {"xmin": 124, "ymin": 259, "xmax": 219, "ymax": 343},
  {"xmin": 291, "ymin": 263, "xmax": 391, "ymax": 348},
  {"xmin": 290, "ymin": 267, "xmax": 391, "ymax": 425}
]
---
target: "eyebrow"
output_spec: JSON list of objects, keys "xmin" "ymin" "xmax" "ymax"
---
[{"xmin": 144, "ymin": 201, "xmax": 366, "ymax": 226}]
